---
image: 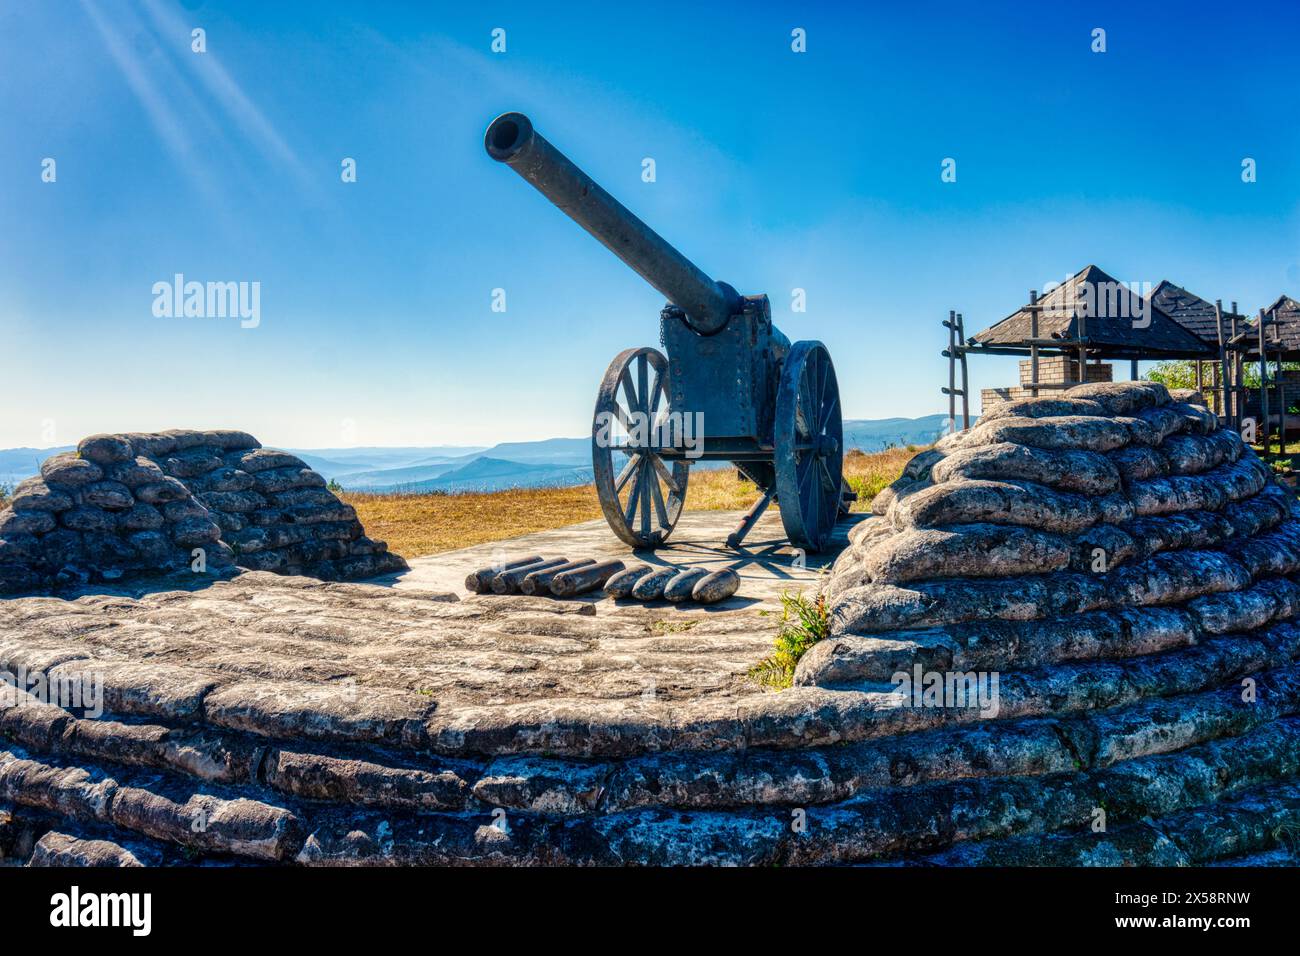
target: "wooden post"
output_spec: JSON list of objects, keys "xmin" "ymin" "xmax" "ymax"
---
[
  {"xmin": 1274, "ymin": 313, "xmax": 1287, "ymax": 459},
  {"xmin": 1195, "ymin": 360, "xmax": 1203, "ymax": 391},
  {"xmin": 1279, "ymin": 351, "xmax": 1288, "ymax": 458},
  {"xmin": 1215, "ymin": 300, "xmax": 1229, "ymax": 425},
  {"xmin": 947, "ymin": 310, "xmax": 956, "ymax": 430},
  {"xmin": 957, "ymin": 312, "xmax": 970, "ymax": 429},
  {"xmin": 1029, "ymin": 290, "xmax": 1040, "ymax": 398},
  {"xmin": 1077, "ymin": 305, "xmax": 1087, "ymax": 386},
  {"xmin": 942, "ymin": 311, "xmax": 970, "ymax": 432},
  {"xmin": 1130, "ymin": 359, "xmax": 1139, "ymax": 380},
  {"xmin": 1259, "ymin": 309, "xmax": 1271, "ymax": 456},
  {"xmin": 1231, "ymin": 302, "xmax": 1241, "ymax": 428}
]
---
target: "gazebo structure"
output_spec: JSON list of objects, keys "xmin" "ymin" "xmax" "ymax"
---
[
  {"xmin": 1240, "ymin": 296, "xmax": 1300, "ymax": 452},
  {"xmin": 960, "ymin": 265, "xmax": 1214, "ymax": 417},
  {"xmin": 1149, "ymin": 279, "xmax": 1247, "ymax": 423}
]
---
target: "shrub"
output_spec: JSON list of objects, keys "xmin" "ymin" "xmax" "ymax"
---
[{"xmin": 750, "ymin": 590, "xmax": 830, "ymax": 689}]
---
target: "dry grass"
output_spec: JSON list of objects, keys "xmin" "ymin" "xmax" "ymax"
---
[
  {"xmin": 842, "ymin": 446, "xmax": 918, "ymax": 506},
  {"xmin": 342, "ymin": 484, "xmax": 604, "ymax": 558},
  {"xmin": 342, "ymin": 445, "xmax": 920, "ymax": 558}
]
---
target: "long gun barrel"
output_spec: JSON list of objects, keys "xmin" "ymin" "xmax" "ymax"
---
[{"xmin": 484, "ymin": 112, "xmax": 741, "ymax": 335}]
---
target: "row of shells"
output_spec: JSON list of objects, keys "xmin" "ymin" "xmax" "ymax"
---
[{"xmin": 465, "ymin": 555, "xmax": 740, "ymax": 604}]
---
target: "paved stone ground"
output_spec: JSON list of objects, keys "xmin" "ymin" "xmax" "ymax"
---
[
  {"xmin": 386, "ymin": 509, "xmax": 868, "ymax": 607},
  {"xmin": 0, "ymin": 511, "xmax": 861, "ymax": 727}
]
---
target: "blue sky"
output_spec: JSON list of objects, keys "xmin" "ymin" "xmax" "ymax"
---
[{"xmin": 2, "ymin": 0, "xmax": 1298, "ymax": 449}]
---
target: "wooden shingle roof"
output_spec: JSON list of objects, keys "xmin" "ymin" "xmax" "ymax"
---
[
  {"xmin": 1264, "ymin": 294, "xmax": 1300, "ymax": 315},
  {"xmin": 1149, "ymin": 280, "xmax": 1244, "ymax": 345},
  {"xmin": 971, "ymin": 265, "xmax": 1214, "ymax": 358},
  {"xmin": 1244, "ymin": 304, "xmax": 1300, "ymax": 359}
]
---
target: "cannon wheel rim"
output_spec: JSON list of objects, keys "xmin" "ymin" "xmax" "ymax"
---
[
  {"xmin": 592, "ymin": 347, "xmax": 690, "ymax": 548},
  {"xmin": 775, "ymin": 341, "xmax": 843, "ymax": 553}
]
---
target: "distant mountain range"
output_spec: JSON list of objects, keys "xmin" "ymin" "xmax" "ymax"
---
[
  {"xmin": 388, "ymin": 457, "xmax": 595, "ymax": 494},
  {"xmin": 326, "ymin": 438, "xmax": 592, "ymax": 492},
  {"xmin": 0, "ymin": 416, "xmax": 954, "ymax": 496},
  {"xmin": 843, "ymin": 414, "xmax": 954, "ymax": 452},
  {"xmin": 291, "ymin": 446, "xmax": 490, "ymax": 479},
  {"xmin": 0, "ymin": 446, "xmax": 75, "ymax": 488}
]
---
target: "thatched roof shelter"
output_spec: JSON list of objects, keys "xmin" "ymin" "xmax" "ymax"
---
[{"xmin": 969, "ymin": 265, "xmax": 1214, "ymax": 360}]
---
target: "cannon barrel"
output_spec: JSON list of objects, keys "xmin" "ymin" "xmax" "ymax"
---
[{"xmin": 485, "ymin": 112, "xmax": 741, "ymax": 335}]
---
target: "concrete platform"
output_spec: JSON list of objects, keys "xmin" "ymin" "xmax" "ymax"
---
[{"xmin": 382, "ymin": 509, "xmax": 870, "ymax": 607}]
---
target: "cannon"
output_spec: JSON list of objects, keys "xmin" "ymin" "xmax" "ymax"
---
[{"xmin": 485, "ymin": 112, "xmax": 850, "ymax": 551}]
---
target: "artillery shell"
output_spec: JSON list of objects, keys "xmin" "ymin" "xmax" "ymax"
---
[
  {"xmin": 551, "ymin": 559, "xmax": 626, "ymax": 597},
  {"xmin": 603, "ymin": 564, "xmax": 655, "ymax": 598},
  {"xmin": 691, "ymin": 568, "xmax": 740, "ymax": 604},
  {"xmin": 629, "ymin": 566, "xmax": 680, "ymax": 601},
  {"xmin": 464, "ymin": 554, "xmax": 544, "ymax": 593},
  {"xmin": 492, "ymin": 557, "xmax": 570, "ymax": 594},
  {"xmin": 521, "ymin": 558, "xmax": 596, "ymax": 595},
  {"xmin": 663, "ymin": 567, "xmax": 710, "ymax": 602}
]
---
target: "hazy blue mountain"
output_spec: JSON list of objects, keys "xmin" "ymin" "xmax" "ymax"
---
[
  {"xmin": 290, "ymin": 453, "xmax": 385, "ymax": 480},
  {"xmin": 329, "ymin": 438, "xmax": 590, "ymax": 490},
  {"xmin": 0, "ymin": 416, "xmax": 954, "ymax": 494},
  {"xmin": 842, "ymin": 414, "xmax": 954, "ymax": 451},
  {"xmin": 0, "ymin": 446, "xmax": 74, "ymax": 488},
  {"xmin": 290, "ymin": 445, "xmax": 488, "ymax": 461},
  {"xmin": 331, "ymin": 461, "xmax": 466, "ymax": 489},
  {"xmin": 481, "ymin": 437, "xmax": 588, "ymax": 464},
  {"xmin": 372, "ymin": 457, "xmax": 594, "ymax": 494},
  {"xmin": 287, "ymin": 446, "xmax": 488, "ymax": 476}
]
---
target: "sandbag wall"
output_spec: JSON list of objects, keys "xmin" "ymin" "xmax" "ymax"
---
[
  {"xmin": 817, "ymin": 382, "xmax": 1288, "ymax": 626},
  {"xmin": 0, "ymin": 430, "xmax": 406, "ymax": 594},
  {"xmin": 6, "ymin": 385, "xmax": 1300, "ymax": 866}
]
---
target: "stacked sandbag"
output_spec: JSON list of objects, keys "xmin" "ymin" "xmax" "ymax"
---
[
  {"xmin": 0, "ymin": 430, "xmax": 406, "ymax": 595},
  {"xmin": 206, "ymin": 443, "xmax": 405, "ymax": 581},
  {"xmin": 811, "ymin": 382, "xmax": 1300, "ymax": 679},
  {"xmin": 0, "ymin": 433, "xmax": 236, "ymax": 593}
]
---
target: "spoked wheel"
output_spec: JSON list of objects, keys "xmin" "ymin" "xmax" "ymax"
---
[
  {"xmin": 592, "ymin": 347, "xmax": 690, "ymax": 548},
  {"xmin": 774, "ymin": 341, "xmax": 843, "ymax": 552}
]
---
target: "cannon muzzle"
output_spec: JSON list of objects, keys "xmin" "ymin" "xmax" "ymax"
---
[{"xmin": 485, "ymin": 112, "xmax": 741, "ymax": 335}]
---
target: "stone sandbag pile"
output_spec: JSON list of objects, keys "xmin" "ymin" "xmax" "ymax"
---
[
  {"xmin": 0, "ymin": 430, "xmax": 405, "ymax": 594},
  {"xmin": 776, "ymin": 380, "xmax": 1300, "ymax": 861}
]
